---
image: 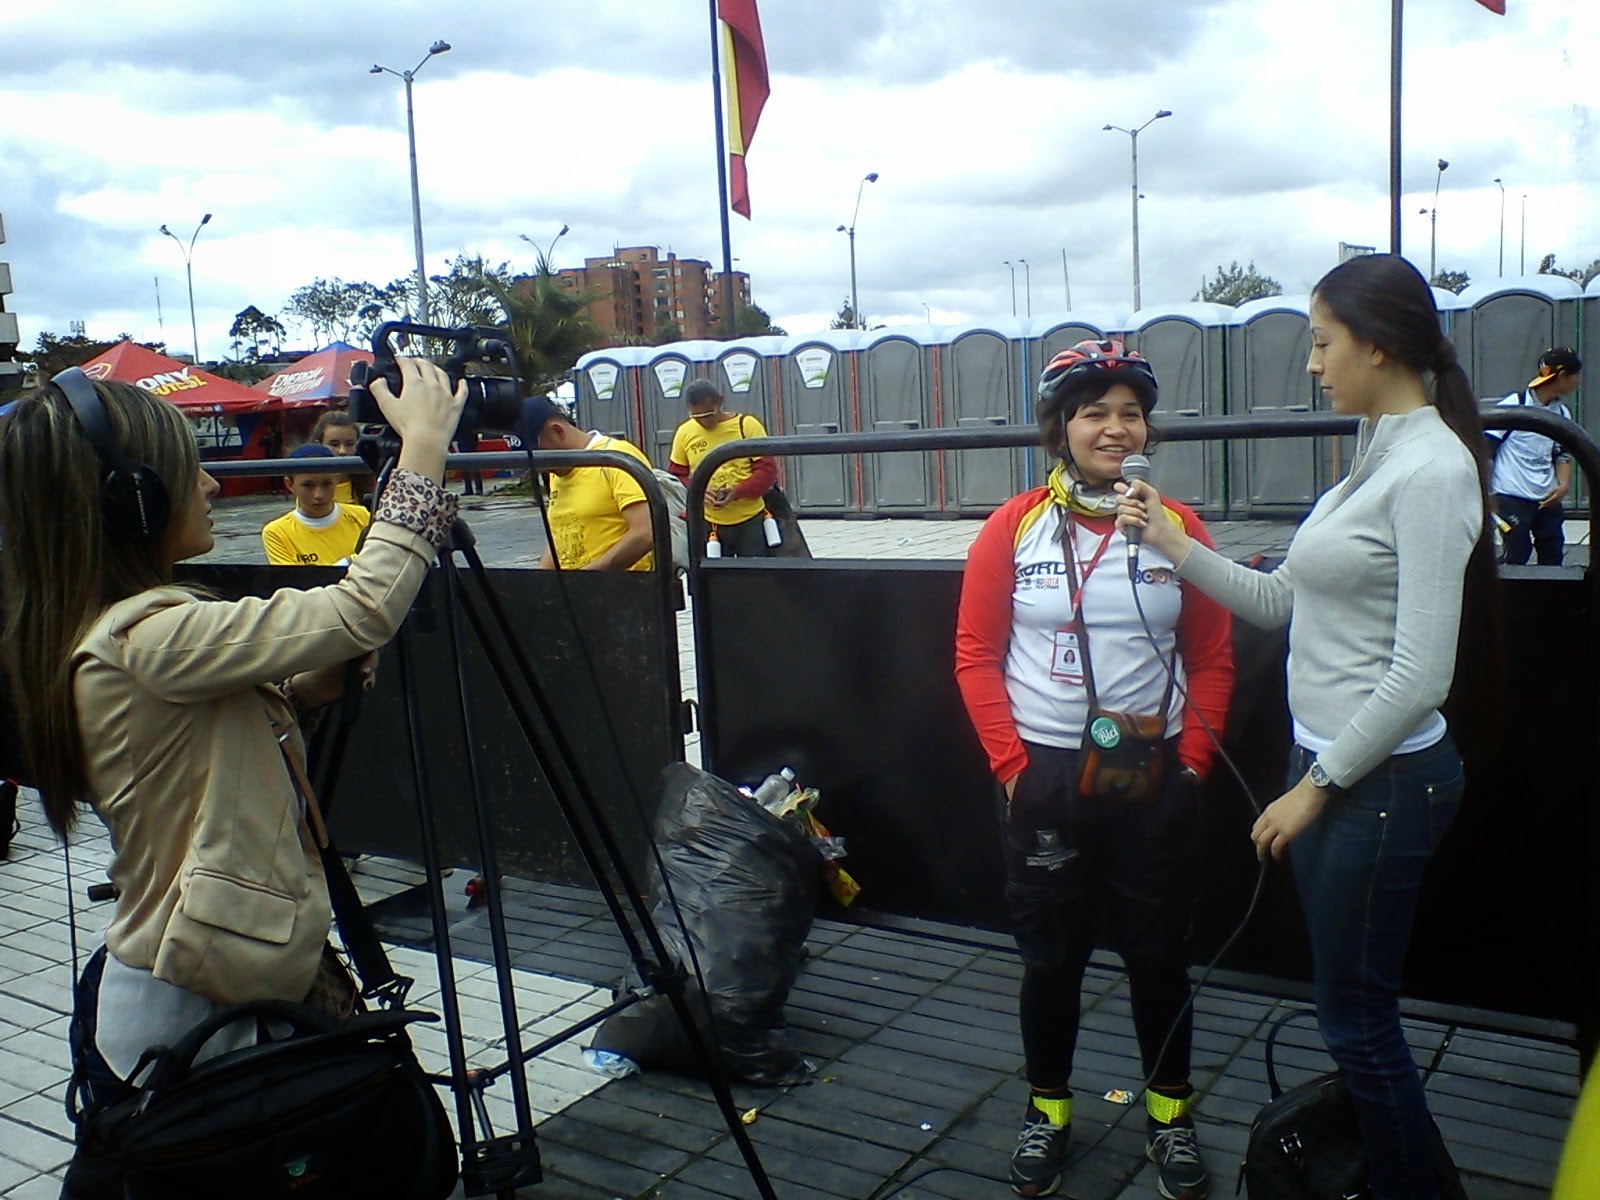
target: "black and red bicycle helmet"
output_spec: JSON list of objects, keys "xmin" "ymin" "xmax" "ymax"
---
[{"xmin": 1036, "ymin": 339, "xmax": 1157, "ymax": 411}]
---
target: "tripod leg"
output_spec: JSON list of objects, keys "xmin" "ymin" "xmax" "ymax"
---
[
  {"xmin": 393, "ymin": 615, "xmax": 482, "ymax": 1172},
  {"xmin": 452, "ymin": 537, "xmax": 780, "ymax": 1200}
]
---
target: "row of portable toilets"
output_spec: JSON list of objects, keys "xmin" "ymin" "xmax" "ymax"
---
[{"xmin": 574, "ymin": 274, "xmax": 1600, "ymax": 519}]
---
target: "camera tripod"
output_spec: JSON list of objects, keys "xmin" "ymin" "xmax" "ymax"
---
[{"xmin": 312, "ymin": 488, "xmax": 779, "ymax": 1199}]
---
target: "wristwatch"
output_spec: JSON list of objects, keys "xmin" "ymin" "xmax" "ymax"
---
[{"xmin": 1307, "ymin": 759, "xmax": 1334, "ymax": 790}]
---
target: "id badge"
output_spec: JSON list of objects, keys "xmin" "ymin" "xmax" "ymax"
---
[{"xmin": 1050, "ymin": 629, "xmax": 1084, "ymax": 685}]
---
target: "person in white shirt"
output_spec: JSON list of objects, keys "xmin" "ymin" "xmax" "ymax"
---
[{"xmin": 1488, "ymin": 346, "xmax": 1582, "ymax": 565}]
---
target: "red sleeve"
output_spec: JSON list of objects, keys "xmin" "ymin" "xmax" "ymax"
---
[
  {"xmin": 732, "ymin": 455, "xmax": 778, "ymax": 499},
  {"xmin": 954, "ymin": 496, "xmax": 1032, "ymax": 783},
  {"xmin": 1169, "ymin": 503, "xmax": 1234, "ymax": 777},
  {"xmin": 666, "ymin": 459, "xmax": 691, "ymax": 482}
]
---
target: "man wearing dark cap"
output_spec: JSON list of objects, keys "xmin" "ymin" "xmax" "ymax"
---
[
  {"xmin": 517, "ymin": 395, "xmax": 655, "ymax": 571},
  {"xmin": 1488, "ymin": 347, "xmax": 1583, "ymax": 565}
]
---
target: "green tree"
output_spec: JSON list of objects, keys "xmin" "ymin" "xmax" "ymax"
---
[
  {"xmin": 22, "ymin": 332, "xmax": 168, "ymax": 378},
  {"xmin": 423, "ymin": 254, "xmax": 514, "ymax": 330},
  {"xmin": 1430, "ymin": 269, "xmax": 1471, "ymax": 294},
  {"xmin": 478, "ymin": 254, "xmax": 606, "ymax": 397},
  {"xmin": 732, "ymin": 303, "xmax": 786, "ymax": 338},
  {"xmin": 1194, "ymin": 261, "xmax": 1283, "ymax": 306},
  {"xmin": 227, "ymin": 305, "xmax": 287, "ymax": 361},
  {"xmin": 285, "ymin": 278, "xmax": 402, "ymax": 346},
  {"xmin": 209, "ymin": 359, "xmax": 276, "ymax": 385},
  {"xmin": 652, "ymin": 318, "xmax": 683, "ymax": 345},
  {"xmin": 829, "ymin": 298, "xmax": 860, "ymax": 330},
  {"xmin": 1537, "ymin": 253, "xmax": 1600, "ymax": 287}
]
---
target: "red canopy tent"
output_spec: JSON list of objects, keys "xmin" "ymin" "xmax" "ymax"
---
[
  {"xmin": 252, "ymin": 342, "xmax": 373, "ymax": 407},
  {"xmin": 81, "ymin": 341, "xmax": 276, "ymax": 414}
]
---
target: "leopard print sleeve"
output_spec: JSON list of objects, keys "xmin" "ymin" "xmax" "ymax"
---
[{"xmin": 373, "ymin": 468, "xmax": 460, "ymax": 550}]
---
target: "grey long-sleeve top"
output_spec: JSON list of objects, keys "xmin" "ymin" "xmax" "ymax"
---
[{"xmin": 1176, "ymin": 404, "xmax": 1481, "ymax": 787}]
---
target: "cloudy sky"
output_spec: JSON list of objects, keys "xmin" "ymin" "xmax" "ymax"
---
[{"xmin": 1, "ymin": 0, "xmax": 1595, "ymax": 359}]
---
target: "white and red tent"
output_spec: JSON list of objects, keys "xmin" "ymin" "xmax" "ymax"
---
[{"xmin": 80, "ymin": 341, "xmax": 275, "ymax": 414}]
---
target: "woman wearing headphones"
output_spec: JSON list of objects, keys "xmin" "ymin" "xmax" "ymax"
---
[
  {"xmin": 955, "ymin": 341, "xmax": 1234, "ymax": 1199},
  {"xmin": 1118, "ymin": 254, "xmax": 1490, "ymax": 1199},
  {"xmin": 0, "ymin": 358, "xmax": 466, "ymax": 1124}
]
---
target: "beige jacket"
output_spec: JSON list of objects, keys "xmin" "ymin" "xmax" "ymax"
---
[{"xmin": 73, "ymin": 523, "xmax": 438, "ymax": 1005}]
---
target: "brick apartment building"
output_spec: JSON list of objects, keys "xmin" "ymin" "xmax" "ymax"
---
[
  {"xmin": 0, "ymin": 214, "xmax": 20, "ymax": 392},
  {"xmin": 555, "ymin": 246, "xmax": 752, "ymax": 341}
]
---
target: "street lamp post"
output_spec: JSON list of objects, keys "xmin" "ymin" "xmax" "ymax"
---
[
  {"xmin": 835, "ymin": 171, "xmax": 878, "ymax": 330},
  {"xmin": 1002, "ymin": 261, "xmax": 1017, "ymax": 317},
  {"xmin": 1103, "ymin": 109, "xmax": 1171, "ymax": 311},
  {"xmin": 1493, "ymin": 178, "xmax": 1506, "ymax": 277},
  {"xmin": 1018, "ymin": 257, "xmax": 1031, "ymax": 318},
  {"xmin": 1520, "ymin": 194, "xmax": 1528, "ymax": 275},
  {"xmin": 1423, "ymin": 158, "xmax": 1449, "ymax": 281},
  {"xmin": 371, "ymin": 39, "xmax": 451, "ymax": 324},
  {"xmin": 158, "ymin": 213, "xmax": 212, "ymax": 364},
  {"xmin": 519, "ymin": 223, "xmax": 570, "ymax": 268}
]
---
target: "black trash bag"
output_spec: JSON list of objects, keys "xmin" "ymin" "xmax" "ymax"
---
[{"xmin": 593, "ymin": 763, "xmax": 820, "ymax": 1085}]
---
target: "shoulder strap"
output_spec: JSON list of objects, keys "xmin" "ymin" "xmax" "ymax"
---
[
  {"xmin": 277, "ymin": 732, "xmax": 409, "ymax": 1006},
  {"xmin": 1264, "ymin": 1008, "xmax": 1318, "ymax": 1099}
]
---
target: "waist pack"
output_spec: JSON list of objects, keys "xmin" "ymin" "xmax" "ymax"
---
[
  {"xmin": 1243, "ymin": 1009, "xmax": 1467, "ymax": 1199},
  {"xmin": 63, "ymin": 999, "xmax": 457, "ymax": 1200}
]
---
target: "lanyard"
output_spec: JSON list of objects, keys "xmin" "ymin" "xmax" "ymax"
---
[{"xmin": 1064, "ymin": 516, "xmax": 1115, "ymax": 609}]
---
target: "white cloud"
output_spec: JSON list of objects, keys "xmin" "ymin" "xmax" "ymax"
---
[{"xmin": 1, "ymin": 0, "xmax": 1594, "ymax": 357}]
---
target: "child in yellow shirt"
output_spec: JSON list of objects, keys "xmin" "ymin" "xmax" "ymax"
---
[{"xmin": 261, "ymin": 444, "xmax": 371, "ymax": 566}]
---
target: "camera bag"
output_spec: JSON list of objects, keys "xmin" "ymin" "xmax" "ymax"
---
[
  {"xmin": 1243, "ymin": 1009, "xmax": 1467, "ymax": 1200},
  {"xmin": 60, "ymin": 729, "xmax": 459, "ymax": 1200}
]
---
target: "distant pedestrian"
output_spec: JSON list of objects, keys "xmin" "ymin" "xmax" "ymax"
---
[
  {"xmin": 1488, "ymin": 347, "xmax": 1582, "ymax": 565},
  {"xmin": 454, "ymin": 427, "xmax": 484, "ymax": 496},
  {"xmin": 667, "ymin": 379, "xmax": 777, "ymax": 558},
  {"xmin": 310, "ymin": 410, "xmax": 369, "ymax": 506}
]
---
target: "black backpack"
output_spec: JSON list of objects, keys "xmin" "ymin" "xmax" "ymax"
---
[{"xmin": 1242, "ymin": 1009, "xmax": 1468, "ymax": 1199}]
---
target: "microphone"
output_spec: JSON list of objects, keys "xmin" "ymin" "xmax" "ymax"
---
[{"xmin": 1120, "ymin": 453, "xmax": 1152, "ymax": 579}]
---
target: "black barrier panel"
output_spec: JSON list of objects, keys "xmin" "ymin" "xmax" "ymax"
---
[
  {"xmin": 179, "ymin": 563, "xmax": 683, "ymax": 885},
  {"xmin": 690, "ymin": 409, "xmax": 1600, "ymax": 1048},
  {"xmin": 697, "ymin": 558, "xmax": 1593, "ymax": 1030}
]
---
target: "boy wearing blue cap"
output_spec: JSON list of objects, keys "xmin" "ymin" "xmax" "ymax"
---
[{"xmin": 261, "ymin": 443, "xmax": 372, "ymax": 566}]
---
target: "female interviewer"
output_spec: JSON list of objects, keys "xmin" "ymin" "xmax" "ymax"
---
[
  {"xmin": 955, "ymin": 341, "xmax": 1233, "ymax": 1200},
  {"xmin": 1118, "ymin": 254, "xmax": 1490, "ymax": 1200},
  {"xmin": 0, "ymin": 358, "xmax": 466, "ymax": 1116}
]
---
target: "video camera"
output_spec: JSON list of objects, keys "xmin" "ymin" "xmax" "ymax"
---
[{"xmin": 349, "ymin": 321, "xmax": 525, "ymax": 436}]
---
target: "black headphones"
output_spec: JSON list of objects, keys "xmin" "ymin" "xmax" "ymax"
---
[{"xmin": 49, "ymin": 367, "xmax": 172, "ymax": 542}]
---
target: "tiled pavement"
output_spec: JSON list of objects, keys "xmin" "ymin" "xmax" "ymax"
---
[{"xmin": 0, "ymin": 489, "xmax": 1585, "ymax": 1196}]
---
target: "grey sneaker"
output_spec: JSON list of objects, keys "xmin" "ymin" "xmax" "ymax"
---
[
  {"xmin": 1146, "ymin": 1118, "xmax": 1211, "ymax": 1199},
  {"xmin": 1009, "ymin": 1108, "xmax": 1071, "ymax": 1197}
]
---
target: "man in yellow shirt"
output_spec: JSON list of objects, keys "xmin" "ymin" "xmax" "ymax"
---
[
  {"xmin": 519, "ymin": 396, "xmax": 654, "ymax": 571},
  {"xmin": 261, "ymin": 444, "xmax": 371, "ymax": 566},
  {"xmin": 667, "ymin": 379, "xmax": 777, "ymax": 557}
]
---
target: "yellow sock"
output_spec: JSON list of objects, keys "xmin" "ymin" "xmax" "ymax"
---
[
  {"xmin": 1030, "ymin": 1093, "xmax": 1072, "ymax": 1127},
  {"xmin": 1146, "ymin": 1087, "xmax": 1194, "ymax": 1125}
]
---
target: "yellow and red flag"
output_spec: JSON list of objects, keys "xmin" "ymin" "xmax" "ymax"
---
[{"xmin": 719, "ymin": 0, "xmax": 769, "ymax": 218}]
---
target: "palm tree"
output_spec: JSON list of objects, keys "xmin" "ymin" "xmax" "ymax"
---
[{"xmin": 478, "ymin": 253, "xmax": 604, "ymax": 397}]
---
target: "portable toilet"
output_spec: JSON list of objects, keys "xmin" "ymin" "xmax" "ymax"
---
[
  {"xmin": 781, "ymin": 329, "xmax": 866, "ymax": 514},
  {"xmin": 859, "ymin": 324, "xmax": 948, "ymax": 516},
  {"xmin": 1222, "ymin": 296, "xmax": 1323, "ymax": 516},
  {"xmin": 940, "ymin": 317, "xmax": 1030, "ymax": 515},
  {"xmin": 575, "ymin": 345, "xmax": 651, "ymax": 443},
  {"xmin": 1125, "ymin": 302, "xmax": 1233, "ymax": 516}
]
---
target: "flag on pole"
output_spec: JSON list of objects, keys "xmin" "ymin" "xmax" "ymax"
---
[
  {"xmin": 719, "ymin": 0, "xmax": 769, "ymax": 218},
  {"xmin": 1472, "ymin": 0, "xmax": 1505, "ymax": 12}
]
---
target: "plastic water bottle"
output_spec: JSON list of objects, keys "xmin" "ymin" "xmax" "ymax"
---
[
  {"xmin": 752, "ymin": 767, "xmax": 797, "ymax": 811},
  {"xmin": 706, "ymin": 527, "xmax": 722, "ymax": 558},
  {"xmin": 762, "ymin": 508, "xmax": 782, "ymax": 547}
]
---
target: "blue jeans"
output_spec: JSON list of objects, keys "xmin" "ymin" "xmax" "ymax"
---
[{"xmin": 1288, "ymin": 738, "xmax": 1463, "ymax": 1200}]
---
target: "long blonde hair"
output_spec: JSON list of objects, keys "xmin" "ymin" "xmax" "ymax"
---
[{"xmin": 0, "ymin": 380, "xmax": 199, "ymax": 835}]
